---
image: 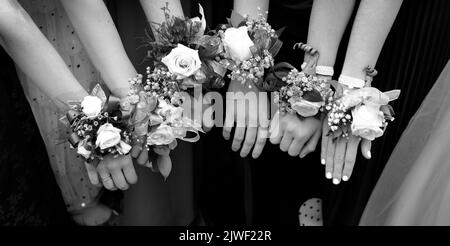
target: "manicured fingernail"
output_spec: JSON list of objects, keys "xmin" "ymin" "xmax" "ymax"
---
[
  {"xmin": 367, "ymin": 150, "xmax": 372, "ymax": 159},
  {"xmin": 326, "ymin": 172, "xmax": 332, "ymax": 179},
  {"xmin": 321, "ymin": 159, "xmax": 326, "ymax": 165},
  {"xmin": 333, "ymin": 178, "xmax": 340, "ymax": 185},
  {"xmin": 342, "ymin": 176, "xmax": 349, "ymax": 182}
]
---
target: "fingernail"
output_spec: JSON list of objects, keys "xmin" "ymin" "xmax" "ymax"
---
[
  {"xmin": 342, "ymin": 176, "xmax": 349, "ymax": 182},
  {"xmin": 367, "ymin": 150, "xmax": 372, "ymax": 159},
  {"xmin": 300, "ymin": 153, "xmax": 305, "ymax": 159},
  {"xmin": 321, "ymin": 159, "xmax": 326, "ymax": 165},
  {"xmin": 333, "ymin": 178, "xmax": 340, "ymax": 185},
  {"xmin": 326, "ymin": 172, "xmax": 332, "ymax": 179}
]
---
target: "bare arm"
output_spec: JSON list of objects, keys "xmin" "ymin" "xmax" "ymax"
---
[
  {"xmin": 234, "ymin": 0, "xmax": 269, "ymax": 18},
  {"xmin": 60, "ymin": 0, "xmax": 136, "ymax": 98},
  {"xmin": 307, "ymin": 0, "xmax": 356, "ymax": 68},
  {"xmin": 0, "ymin": 0, "xmax": 87, "ymax": 102},
  {"xmin": 139, "ymin": 0, "xmax": 184, "ymax": 36},
  {"xmin": 341, "ymin": 0, "xmax": 403, "ymax": 80}
]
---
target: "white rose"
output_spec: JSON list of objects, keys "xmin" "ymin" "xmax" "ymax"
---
[
  {"xmin": 81, "ymin": 95, "xmax": 103, "ymax": 119},
  {"xmin": 95, "ymin": 123, "xmax": 122, "ymax": 150},
  {"xmin": 77, "ymin": 144, "xmax": 92, "ymax": 159},
  {"xmin": 147, "ymin": 124, "xmax": 176, "ymax": 146},
  {"xmin": 161, "ymin": 44, "xmax": 202, "ymax": 79},
  {"xmin": 222, "ymin": 26, "xmax": 255, "ymax": 62},
  {"xmin": 351, "ymin": 105, "xmax": 384, "ymax": 141},
  {"xmin": 289, "ymin": 99, "xmax": 323, "ymax": 117}
]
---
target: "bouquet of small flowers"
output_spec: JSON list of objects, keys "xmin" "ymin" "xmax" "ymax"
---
[
  {"xmin": 123, "ymin": 67, "xmax": 202, "ymax": 179},
  {"xmin": 325, "ymin": 67, "xmax": 401, "ymax": 141},
  {"xmin": 217, "ymin": 9, "xmax": 284, "ymax": 88},
  {"xmin": 275, "ymin": 68, "xmax": 332, "ymax": 118},
  {"xmin": 63, "ymin": 84, "xmax": 132, "ymax": 162},
  {"xmin": 145, "ymin": 3, "xmax": 227, "ymax": 90}
]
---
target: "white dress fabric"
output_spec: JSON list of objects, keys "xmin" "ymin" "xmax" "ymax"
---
[{"xmin": 360, "ymin": 61, "xmax": 450, "ymax": 225}]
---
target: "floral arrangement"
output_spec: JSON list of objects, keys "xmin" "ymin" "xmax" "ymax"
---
[
  {"xmin": 325, "ymin": 68, "xmax": 401, "ymax": 141},
  {"xmin": 63, "ymin": 84, "xmax": 132, "ymax": 162},
  {"xmin": 275, "ymin": 69, "xmax": 331, "ymax": 117},
  {"xmin": 123, "ymin": 67, "xmax": 203, "ymax": 179},
  {"xmin": 217, "ymin": 9, "xmax": 283, "ymax": 88},
  {"xmin": 145, "ymin": 3, "xmax": 227, "ymax": 90}
]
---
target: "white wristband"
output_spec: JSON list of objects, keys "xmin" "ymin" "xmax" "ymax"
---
[
  {"xmin": 338, "ymin": 74, "xmax": 365, "ymax": 88},
  {"xmin": 315, "ymin": 66, "xmax": 334, "ymax": 76}
]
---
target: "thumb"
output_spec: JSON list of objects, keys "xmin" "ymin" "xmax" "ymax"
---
[{"xmin": 360, "ymin": 139, "xmax": 372, "ymax": 159}]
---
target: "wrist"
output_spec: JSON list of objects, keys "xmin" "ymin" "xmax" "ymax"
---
[{"xmin": 338, "ymin": 74, "xmax": 366, "ymax": 89}]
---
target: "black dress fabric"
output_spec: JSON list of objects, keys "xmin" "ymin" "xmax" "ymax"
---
[{"xmin": 0, "ymin": 48, "xmax": 73, "ymax": 225}]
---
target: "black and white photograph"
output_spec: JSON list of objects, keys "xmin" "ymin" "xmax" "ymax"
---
[{"xmin": 0, "ymin": 0, "xmax": 449, "ymax": 238}]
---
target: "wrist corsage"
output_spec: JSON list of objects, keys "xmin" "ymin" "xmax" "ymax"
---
[
  {"xmin": 63, "ymin": 84, "xmax": 132, "ymax": 162},
  {"xmin": 272, "ymin": 43, "xmax": 332, "ymax": 118},
  {"xmin": 124, "ymin": 67, "xmax": 203, "ymax": 179},
  {"xmin": 217, "ymin": 9, "xmax": 284, "ymax": 89},
  {"xmin": 326, "ymin": 67, "xmax": 401, "ymax": 141},
  {"xmin": 145, "ymin": 3, "xmax": 227, "ymax": 91}
]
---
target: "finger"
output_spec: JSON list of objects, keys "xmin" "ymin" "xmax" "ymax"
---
[
  {"xmin": 240, "ymin": 127, "xmax": 257, "ymax": 157},
  {"xmin": 342, "ymin": 136, "xmax": 360, "ymax": 182},
  {"xmin": 137, "ymin": 148, "xmax": 149, "ymax": 166},
  {"xmin": 279, "ymin": 132, "xmax": 293, "ymax": 152},
  {"xmin": 361, "ymin": 139, "xmax": 372, "ymax": 159},
  {"xmin": 288, "ymin": 138, "xmax": 305, "ymax": 157},
  {"xmin": 120, "ymin": 155, "xmax": 138, "ymax": 184},
  {"xmin": 269, "ymin": 112, "xmax": 283, "ymax": 144},
  {"xmin": 110, "ymin": 169, "xmax": 129, "ymax": 190},
  {"xmin": 252, "ymin": 126, "xmax": 268, "ymax": 159},
  {"xmin": 97, "ymin": 164, "xmax": 116, "ymax": 191},
  {"xmin": 231, "ymin": 127, "xmax": 246, "ymax": 152},
  {"xmin": 300, "ymin": 127, "xmax": 321, "ymax": 159},
  {"xmin": 223, "ymin": 95, "xmax": 235, "ymax": 140},
  {"xmin": 325, "ymin": 137, "xmax": 335, "ymax": 180},
  {"xmin": 321, "ymin": 120, "xmax": 329, "ymax": 165},
  {"xmin": 84, "ymin": 162, "xmax": 100, "ymax": 187},
  {"xmin": 131, "ymin": 144, "xmax": 143, "ymax": 159},
  {"xmin": 332, "ymin": 138, "xmax": 347, "ymax": 185}
]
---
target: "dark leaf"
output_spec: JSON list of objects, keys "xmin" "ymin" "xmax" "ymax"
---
[{"xmin": 302, "ymin": 89, "xmax": 323, "ymax": 103}]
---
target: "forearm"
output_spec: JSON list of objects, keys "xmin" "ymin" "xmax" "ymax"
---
[
  {"xmin": 60, "ymin": 0, "xmax": 136, "ymax": 98},
  {"xmin": 307, "ymin": 0, "xmax": 356, "ymax": 67},
  {"xmin": 139, "ymin": 0, "xmax": 184, "ymax": 36},
  {"xmin": 233, "ymin": 0, "xmax": 269, "ymax": 19},
  {"xmin": 341, "ymin": 0, "xmax": 403, "ymax": 80},
  {"xmin": 0, "ymin": 0, "xmax": 87, "ymax": 102}
]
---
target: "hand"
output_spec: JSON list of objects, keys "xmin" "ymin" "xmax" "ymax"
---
[
  {"xmin": 270, "ymin": 111, "xmax": 322, "ymax": 158},
  {"xmin": 321, "ymin": 119, "xmax": 372, "ymax": 185},
  {"xmin": 223, "ymin": 81, "xmax": 270, "ymax": 159},
  {"xmin": 85, "ymin": 154, "xmax": 138, "ymax": 191},
  {"xmin": 72, "ymin": 203, "xmax": 115, "ymax": 226},
  {"xmin": 130, "ymin": 136, "xmax": 153, "ymax": 168}
]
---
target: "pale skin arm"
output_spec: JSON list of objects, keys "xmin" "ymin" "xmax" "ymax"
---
[
  {"xmin": 270, "ymin": 0, "xmax": 357, "ymax": 159},
  {"xmin": 60, "ymin": 0, "xmax": 139, "ymax": 191},
  {"xmin": 223, "ymin": 0, "xmax": 270, "ymax": 159},
  {"xmin": 60, "ymin": 0, "xmax": 136, "ymax": 98},
  {"xmin": 0, "ymin": 0, "xmax": 88, "ymax": 103},
  {"xmin": 325, "ymin": 0, "xmax": 403, "ymax": 185},
  {"xmin": 307, "ymin": 0, "xmax": 356, "ymax": 68}
]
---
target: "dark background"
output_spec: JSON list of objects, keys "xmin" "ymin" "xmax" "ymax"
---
[{"xmin": 0, "ymin": 0, "xmax": 449, "ymax": 225}]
